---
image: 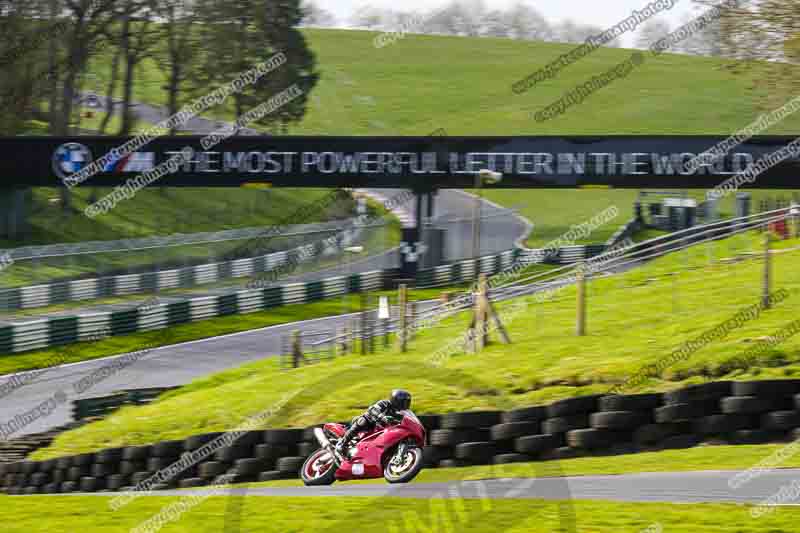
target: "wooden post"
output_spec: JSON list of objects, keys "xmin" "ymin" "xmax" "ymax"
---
[
  {"xmin": 464, "ymin": 316, "xmax": 477, "ymax": 354},
  {"xmin": 487, "ymin": 299, "xmax": 511, "ymax": 344},
  {"xmin": 762, "ymin": 231, "xmax": 772, "ymax": 309},
  {"xmin": 398, "ymin": 284, "xmax": 408, "ymax": 352},
  {"xmin": 576, "ymin": 263, "xmax": 587, "ymax": 336},
  {"xmin": 368, "ymin": 312, "xmax": 375, "ymax": 354},
  {"xmin": 342, "ymin": 326, "xmax": 350, "ymax": 354},
  {"xmin": 472, "ymin": 173, "xmax": 482, "ymax": 263},
  {"xmin": 360, "ymin": 293, "xmax": 368, "ymax": 355},
  {"xmin": 793, "ymin": 202, "xmax": 800, "ymax": 238},
  {"xmin": 409, "ymin": 301, "xmax": 418, "ymax": 341},
  {"xmin": 291, "ymin": 330, "xmax": 303, "ymax": 368},
  {"xmin": 476, "ymin": 274, "xmax": 489, "ymax": 350}
]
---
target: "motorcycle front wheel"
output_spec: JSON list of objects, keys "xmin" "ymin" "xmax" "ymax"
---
[
  {"xmin": 301, "ymin": 448, "xmax": 337, "ymax": 486},
  {"xmin": 384, "ymin": 446, "xmax": 423, "ymax": 484}
]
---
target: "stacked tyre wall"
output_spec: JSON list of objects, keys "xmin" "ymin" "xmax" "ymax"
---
[{"xmin": 5, "ymin": 380, "xmax": 800, "ymax": 494}]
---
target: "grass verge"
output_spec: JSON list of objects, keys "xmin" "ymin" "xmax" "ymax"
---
[{"xmin": 0, "ymin": 494, "xmax": 797, "ymax": 532}]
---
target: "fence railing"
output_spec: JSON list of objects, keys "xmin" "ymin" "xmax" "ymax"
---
[
  {"xmin": 0, "ymin": 222, "xmax": 371, "ymax": 312},
  {"xmin": 0, "ymin": 220, "xmax": 352, "ymax": 262}
]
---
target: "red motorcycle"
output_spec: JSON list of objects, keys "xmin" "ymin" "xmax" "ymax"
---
[{"xmin": 301, "ymin": 409, "xmax": 426, "ymax": 486}]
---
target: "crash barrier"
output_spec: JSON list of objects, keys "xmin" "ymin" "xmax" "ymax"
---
[
  {"xmin": 0, "ymin": 222, "xmax": 366, "ymax": 312},
  {"xmin": 0, "ymin": 420, "xmax": 88, "ymax": 465},
  {"xmin": 0, "ymin": 244, "xmax": 528, "ymax": 355},
  {"xmin": 414, "ymin": 216, "xmax": 642, "ymax": 289},
  {"xmin": 0, "ymin": 269, "xmax": 392, "ymax": 354},
  {"xmin": 606, "ymin": 218, "xmax": 642, "ymax": 247},
  {"xmin": 71, "ymin": 387, "xmax": 178, "ymax": 421},
  {"xmin": 6, "ymin": 379, "xmax": 800, "ymax": 494},
  {"xmin": 1, "ymin": 220, "xmax": 354, "ymax": 262}
]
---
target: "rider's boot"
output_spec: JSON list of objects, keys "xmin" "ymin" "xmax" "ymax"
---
[{"xmin": 334, "ymin": 438, "xmax": 349, "ymax": 460}]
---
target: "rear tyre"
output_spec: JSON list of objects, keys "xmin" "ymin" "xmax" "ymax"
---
[
  {"xmin": 384, "ymin": 446, "xmax": 423, "ymax": 484},
  {"xmin": 300, "ymin": 449, "xmax": 336, "ymax": 486}
]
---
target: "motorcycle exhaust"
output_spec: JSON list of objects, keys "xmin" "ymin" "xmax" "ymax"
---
[
  {"xmin": 313, "ymin": 427, "xmax": 331, "ymax": 449},
  {"xmin": 314, "ymin": 427, "xmax": 344, "ymax": 463}
]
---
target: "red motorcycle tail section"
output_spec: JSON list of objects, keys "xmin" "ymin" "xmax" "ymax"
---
[{"xmin": 323, "ymin": 423, "xmax": 346, "ymax": 437}]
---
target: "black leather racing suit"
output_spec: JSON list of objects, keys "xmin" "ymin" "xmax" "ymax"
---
[{"xmin": 337, "ymin": 400, "xmax": 401, "ymax": 455}]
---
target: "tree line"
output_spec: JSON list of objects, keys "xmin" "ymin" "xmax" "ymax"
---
[
  {"xmin": 0, "ymin": 0, "xmax": 319, "ymax": 137},
  {"xmin": 309, "ymin": 0, "xmax": 725, "ymax": 54}
]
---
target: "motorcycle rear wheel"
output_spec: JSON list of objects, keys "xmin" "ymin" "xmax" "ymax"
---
[
  {"xmin": 384, "ymin": 446, "xmax": 423, "ymax": 484},
  {"xmin": 301, "ymin": 449, "xmax": 337, "ymax": 486}
]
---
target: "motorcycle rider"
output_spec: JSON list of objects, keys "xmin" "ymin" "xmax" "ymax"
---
[{"xmin": 335, "ymin": 389, "xmax": 412, "ymax": 458}]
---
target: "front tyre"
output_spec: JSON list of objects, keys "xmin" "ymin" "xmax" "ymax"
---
[
  {"xmin": 301, "ymin": 449, "xmax": 337, "ymax": 486},
  {"xmin": 384, "ymin": 446, "xmax": 424, "ymax": 484}
]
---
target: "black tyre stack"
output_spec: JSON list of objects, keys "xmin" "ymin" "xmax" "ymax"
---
[
  {"xmin": 579, "ymin": 393, "xmax": 660, "ymax": 454},
  {"xmin": 728, "ymin": 380, "xmax": 800, "ymax": 444},
  {"xmin": 435, "ymin": 411, "xmax": 502, "ymax": 468},
  {"xmin": 209, "ymin": 431, "xmax": 265, "ymax": 484},
  {"xmin": 177, "ymin": 432, "xmax": 222, "ymax": 488},
  {"xmin": 650, "ymin": 381, "xmax": 731, "ymax": 449},
  {"xmin": 258, "ymin": 428, "xmax": 304, "ymax": 481},
  {"xmin": 496, "ymin": 406, "xmax": 547, "ymax": 464},
  {"xmin": 415, "ymin": 415, "xmax": 444, "ymax": 467},
  {"xmin": 119, "ymin": 445, "xmax": 152, "ymax": 491},
  {"xmin": 539, "ymin": 395, "xmax": 604, "ymax": 459}
]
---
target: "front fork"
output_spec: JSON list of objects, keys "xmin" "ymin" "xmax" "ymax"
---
[{"xmin": 391, "ymin": 442, "xmax": 409, "ymax": 466}]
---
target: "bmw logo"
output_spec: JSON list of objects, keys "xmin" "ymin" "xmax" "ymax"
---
[{"xmin": 52, "ymin": 142, "xmax": 93, "ymax": 182}]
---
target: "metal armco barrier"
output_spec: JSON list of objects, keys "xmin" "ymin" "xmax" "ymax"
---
[
  {"xmin": 0, "ymin": 269, "xmax": 391, "ymax": 354},
  {"xmin": 0, "ymin": 223, "xmax": 366, "ymax": 312},
  {"xmin": 414, "ymin": 236, "xmax": 627, "ymax": 289},
  {"xmin": 5, "ymin": 379, "xmax": 800, "ymax": 493}
]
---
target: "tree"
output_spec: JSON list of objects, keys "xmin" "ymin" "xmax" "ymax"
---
[
  {"xmin": 256, "ymin": 0, "xmax": 320, "ymax": 133},
  {"xmin": 116, "ymin": 0, "xmax": 160, "ymax": 135},
  {"xmin": 154, "ymin": 0, "xmax": 201, "ymax": 134},
  {"xmin": 194, "ymin": 0, "xmax": 318, "ymax": 133},
  {"xmin": 53, "ymin": 0, "xmax": 121, "ymax": 136},
  {"xmin": 673, "ymin": 11, "xmax": 723, "ymax": 57},
  {"xmin": 505, "ymin": 2, "xmax": 552, "ymax": 41},
  {"xmin": 350, "ymin": 5, "xmax": 385, "ymax": 29},
  {"xmin": 693, "ymin": 0, "xmax": 794, "ymax": 111},
  {"xmin": 483, "ymin": 9, "xmax": 509, "ymax": 38},
  {"xmin": 634, "ymin": 19, "xmax": 671, "ymax": 50},
  {"xmin": 301, "ymin": 0, "xmax": 337, "ymax": 28},
  {"xmin": 452, "ymin": 0, "xmax": 487, "ymax": 37},
  {"xmin": 555, "ymin": 20, "xmax": 605, "ymax": 44},
  {"xmin": 424, "ymin": 3, "xmax": 462, "ymax": 35}
]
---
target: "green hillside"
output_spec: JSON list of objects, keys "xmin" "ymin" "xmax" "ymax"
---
[{"xmin": 98, "ymin": 29, "xmax": 800, "ymax": 135}]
